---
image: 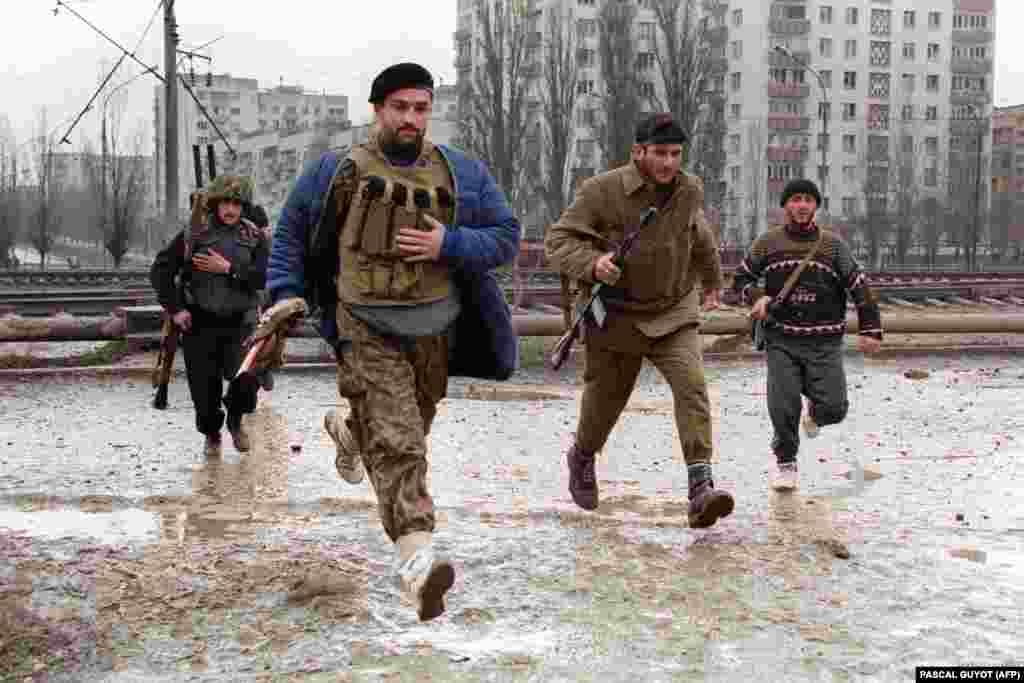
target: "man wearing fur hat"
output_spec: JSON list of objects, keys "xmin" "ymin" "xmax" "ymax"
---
[
  {"xmin": 266, "ymin": 62, "xmax": 519, "ymax": 621},
  {"xmin": 150, "ymin": 175, "xmax": 270, "ymax": 457},
  {"xmin": 545, "ymin": 112, "xmax": 735, "ymax": 529},
  {"xmin": 733, "ymin": 179, "xmax": 883, "ymax": 491}
]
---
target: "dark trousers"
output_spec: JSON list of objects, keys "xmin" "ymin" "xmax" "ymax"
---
[
  {"xmin": 766, "ymin": 332, "xmax": 849, "ymax": 463},
  {"xmin": 181, "ymin": 311, "xmax": 251, "ymax": 436}
]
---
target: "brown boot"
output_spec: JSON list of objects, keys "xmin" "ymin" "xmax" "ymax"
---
[
  {"xmin": 229, "ymin": 422, "xmax": 251, "ymax": 453},
  {"xmin": 688, "ymin": 479, "xmax": 734, "ymax": 529},
  {"xmin": 566, "ymin": 443, "xmax": 598, "ymax": 511}
]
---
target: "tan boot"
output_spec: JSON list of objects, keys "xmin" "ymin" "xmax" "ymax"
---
[
  {"xmin": 204, "ymin": 433, "xmax": 222, "ymax": 458},
  {"xmin": 771, "ymin": 462, "xmax": 799, "ymax": 492},
  {"xmin": 395, "ymin": 531, "xmax": 455, "ymax": 622},
  {"xmin": 324, "ymin": 410, "xmax": 364, "ymax": 484}
]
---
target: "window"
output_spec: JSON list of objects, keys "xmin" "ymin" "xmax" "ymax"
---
[
  {"xmin": 925, "ymin": 137, "xmax": 938, "ymax": 155},
  {"xmin": 903, "ymin": 43, "xmax": 916, "ymax": 61},
  {"xmin": 819, "ymin": 38, "xmax": 833, "ymax": 58},
  {"xmin": 731, "ymin": 40, "xmax": 743, "ymax": 59},
  {"xmin": 953, "ymin": 14, "xmax": 989, "ymax": 30},
  {"xmin": 868, "ymin": 104, "xmax": 890, "ymax": 130},
  {"xmin": 843, "ymin": 71, "xmax": 857, "ymax": 89},
  {"xmin": 576, "ymin": 19, "xmax": 596, "ymax": 39},
  {"xmin": 638, "ymin": 81, "xmax": 655, "ymax": 98},
  {"xmin": 870, "ymin": 41, "xmax": 891, "ymax": 67},
  {"xmin": 732, "ymin": 9, "xmax": 742, "ymax": 26},
  {"xmin": 925, "ymin": 105, "xmax": 937, "ymax": 121},
  {"xmin": 842, "ymin": 197, "xmax": 857, "ymax": 215},
  {"xmin": 578, "ymin": 0, "xmax": 595, "ymax": 5},
  {"xmin": 730, "ymin": 166, "xmax": 741, "ymax": 184},
  {"xmin": 820, "ymin": 70, "xmax": 832, "ymax": 88},
  {"xmin": 730, "ymin": 103, "xmax": 741, "ymax": 119},
  {"xmin": 846, "ymin": 7, "xmax": 858, "ymax": 25},
  {"xmin": 636, "ymin": 52, "xmax": 655, "ymax": 70},
  {"xmin": 820, "ymin": 6, "xmax": 833, "ymax": 24},
  {"xmin": 928, "ymin": 11, "xmax": 941, "ymax": 29},
  {"xmin": 731, "ymin": 72, "xmax": 742, "ymax": 90},
  {"xmin": 904, "ymin": 11, "xmax": 916, "ymax": 29},
  {"xmin": 844, "ymin": 40, "xmax": 857, "ymax": 59},
  {"xmin": 843, "ymin": 134, "xmax": 856, "ymax": 153},
  {"xmin": 871, "ymin": 9, "xmax": 892, "ymax": 35},
  {"xmin": 843, "ymin": 102, "xmax": 857, "ymax": 120},
  {"xmin": 818, "ymin": 133, "xmax": 830, "ymax": 151},
  {"xmin": 924, "ymin": 166, "xmax": 937, "ymax": 186},
  {"xmin": 729, "ymin": 134, "xmax": 741, "ymax": 155},
  {"xmin": 927, "ymin": 43, "xmax": 940, "ymax": 61},
  {"xmin": 639, "ymin": 22, "xmax": 655, "ymax": 40},
  {"xmin": 577, "ymin": 79, "xmax": 594, "ymax": 95},
  {"xmin": 869, "ymin": 73, "xmax": 891, "ymax": 98},
  {"xmin": 901, "ymin": 135, "xmax": 914, "ymax": 155},
  {"xmin": 926, "ymin": 75, "xmax": 939, "ymax": 92},
  {"xmin": 842, "ymin": 165, "xmax": 856, "ymax": 183},
  {"xmin": 577, "ymin": 107, "xmax": 597, "ymax": 126},
  {"xmin": 577, "ymin": 48, "xmax": 596, "ymax": 67}
]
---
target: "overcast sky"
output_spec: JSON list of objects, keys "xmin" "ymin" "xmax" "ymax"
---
[{"xmin": 1, "ymin": 0, "xmax": 1022, "ymax": 153}]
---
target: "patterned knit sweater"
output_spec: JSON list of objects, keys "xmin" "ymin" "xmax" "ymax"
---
[{"xmin": 733, "ymin": 223, "xmax": 883, "ymax": 339}]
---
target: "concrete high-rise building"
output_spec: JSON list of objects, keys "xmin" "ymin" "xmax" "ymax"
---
[
  {"xmin": 456, "ymin": 0, "xmax": 996, "ymax": 255},
  {"xmin": 990, "ymin": 104, "xmax": 1024, "ymax": 261},
  {"xmin": 153, "ymin": 73, "xmax": 349, "ymax": 220}
]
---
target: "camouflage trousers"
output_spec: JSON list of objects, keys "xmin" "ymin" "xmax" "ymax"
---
[
  {"xmin": 334, "ymin": 304, "xmax": 448, "ymax": 542},
  {"xmin": 576, "ymin": 319, "xmax": 713, "ymax": 465}
]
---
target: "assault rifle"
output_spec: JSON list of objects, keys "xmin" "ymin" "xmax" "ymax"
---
[
  {"xmin": 152, "ymin": 144, "xmax": 213, "ymax": 408},
  {"xmin": 547, "ymin": 206, "xmax": 658, "ymax": 371}
]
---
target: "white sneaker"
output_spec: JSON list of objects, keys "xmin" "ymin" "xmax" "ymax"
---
[
  {"xmin": 771, "ymin": 463, "xmax": 799, "ymax": 492},
  {"xmin": 324, "ymin": 410, "xmax": 364, "ymax": 484},
  {"xmin": 396, "ymin": 543, "xmax": 455, "ymax": 622},
  {"xmin": 801, "ymin": 399, "xmax": 821, "ymax": 439}
]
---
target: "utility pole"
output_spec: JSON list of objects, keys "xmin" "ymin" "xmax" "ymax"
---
[{"xmin": 164, "ymin": 0, "xmax": 179, "ymax": 235}]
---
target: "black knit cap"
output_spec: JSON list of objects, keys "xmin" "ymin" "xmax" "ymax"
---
[
  {"xmin": 780, "ymin": 179, "xmax": 822, "ymax": 207},
  {"xmin": 369, "ymin": 63, "xmax": 434, "ymax": 103},
  {"xmin": 635, "ymin": 112, "xmax": 687, "ymax": 145}
]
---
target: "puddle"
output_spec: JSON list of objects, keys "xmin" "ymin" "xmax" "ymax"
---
[{"xmin": 0, "ymin": 508, "xmax": 160, "ymax": 545}]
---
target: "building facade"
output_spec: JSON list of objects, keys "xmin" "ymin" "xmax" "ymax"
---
[
  {"xmin": 991, "ymin": 104, "xmax": 1024, "ymax": 260},
  {"xmin": 455, "ymin": 0, "xmax": 996, "ymax": 257},
  {"xmin": 153, "ymin": 74, "xmax": 349, "ymax": 220}
]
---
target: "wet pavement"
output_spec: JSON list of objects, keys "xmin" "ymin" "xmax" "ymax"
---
[{"xmin": 1, "ymin": 353, "xmax": 1023, "ymax": 681}]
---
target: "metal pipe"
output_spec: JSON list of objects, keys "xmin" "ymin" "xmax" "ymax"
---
[{"xmin": 7, "ymin": 311, "xmax": 1024, "ymax": 343}]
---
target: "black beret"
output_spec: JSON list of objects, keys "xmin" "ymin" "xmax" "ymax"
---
[
  {"xmin": 369, "ymin": 63, "xmax": 434, "ymax": 103},
  {"xmin": 635, "ymin": 112, "xmax": 687, "ymax": 145},
  {"xmin": 780, "ymin": 179, "xmax": 822, "ymax": 207}
]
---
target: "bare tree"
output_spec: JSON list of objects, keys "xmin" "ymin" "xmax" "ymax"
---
[
  {"xmin": 889, "ymin": 117, "xmax": 923, "ymax": 266},
  {"xmin": 0, "ymin": 116, "xmax": 20, "ymax": 267},
  {"xmin": 855, "ymin": 132, "xmax": 893, "ymax": 270},
  {"xmin": 536, "ymin": 5, "xmax": 579, "ymax": 229},
  {"xmin": 30, "ymin": 109, "xmax": 62, "ymax": 269},
  {"xmin": 918, "ymin": 196, "xmax": 944, "ymax": 267},
  {"xmin": 595, "ymin": 0, "xmax": 648, "ymax": 169},
  {"xmin": 457, "ymin": 0, "xmax": 535, "ymax": 215},
  {"xmin": 946, "ymin": 115, "xmax": 989, "ymax": 270},
  {"xmin": 85, "ymin": 143, "xmax": 148, "ymax": 267},
  {"xmin": 744, "ymin": 121, "xmax": 767, "ymax": 244}
]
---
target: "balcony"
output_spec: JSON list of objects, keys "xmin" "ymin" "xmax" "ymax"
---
[
  {"xmin": 769, "ymin": 19, "xmax": 811, "ymax": 35},
  {"xmin": 767, "ymin": 81, "xmax": 810, "ymax": 98},
  {"xmin": 767, "ymin": 49, "xmax": 811, "ymax": 67},
  {"xmin": 766, "ymin": 145, "xmax": 809, "ymax": 162},
  {"xmin": 951, "ymin": 56, "xmax": 993, "ymax": 74},
  {"xmin": 767, "ymin": 113, "xmax": 810, "ymax": 130},
  {"xmin": 951, "ymin": 90, "xmax": 991, "ymax": 106},
  {"xmin": 952, "ymin": 28, "xmax": 994, "ymax": 44}
]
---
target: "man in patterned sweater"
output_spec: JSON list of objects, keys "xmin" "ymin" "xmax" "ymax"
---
[{"xmin": 733, "ymin": 179, "xmax": 883, "ymax": 491}]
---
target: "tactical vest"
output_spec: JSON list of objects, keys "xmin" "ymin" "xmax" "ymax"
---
[
  {"xmin": 188, "ymin": 219, "xmax": 261, "ymax": 317},
  {"xmin": 335, "ymin": 140, "xmax": 455, "ymax": 306}
]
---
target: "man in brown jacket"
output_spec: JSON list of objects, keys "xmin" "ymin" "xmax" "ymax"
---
[{"xmin": 545, "ymin": 113, "xmax": 735, "ymax": 528}]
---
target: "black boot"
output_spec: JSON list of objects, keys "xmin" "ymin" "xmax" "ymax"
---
[
  {"xmin": 566, "ymin": 443, "xmax": 598, "ymax": 511},
  {"xmin": 688, "ymin": 478, "xmax": 734, "ymax": 529}
]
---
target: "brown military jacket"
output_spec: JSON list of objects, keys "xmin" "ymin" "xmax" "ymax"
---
[{"xmin": 545, "ymin": 162, "xmax": 723, "ymax": 338}]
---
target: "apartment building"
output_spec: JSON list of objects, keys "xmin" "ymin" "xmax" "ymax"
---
[
  {"xmin": 153, "ymin": 73, "xmax": 349, "ymax": 218},
  {"xmin": 456, "ymin": 0, "xmax": 996, "ymax": 248},
  {"xmin": 991, "ymin": 104, "xmax": 1024, "ymax": 256}
]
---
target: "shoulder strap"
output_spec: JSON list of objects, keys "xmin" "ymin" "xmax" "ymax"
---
[{"xmin": 775, "ymin": 233, "xmax": 823, "ymax": 305}]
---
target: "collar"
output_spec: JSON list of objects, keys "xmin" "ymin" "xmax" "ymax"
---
[
  {"xmin": 622, "ymin": 161, "xmax": 681, "ymax": 198},
  {"xmin": 784, "ymin": 221, "xmax": 820, "ymax": 240}
]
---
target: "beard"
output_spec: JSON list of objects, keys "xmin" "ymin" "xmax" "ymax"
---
[{"xmin": 380, "ymin": 125, "xmax": 425, "ymax": 163}]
